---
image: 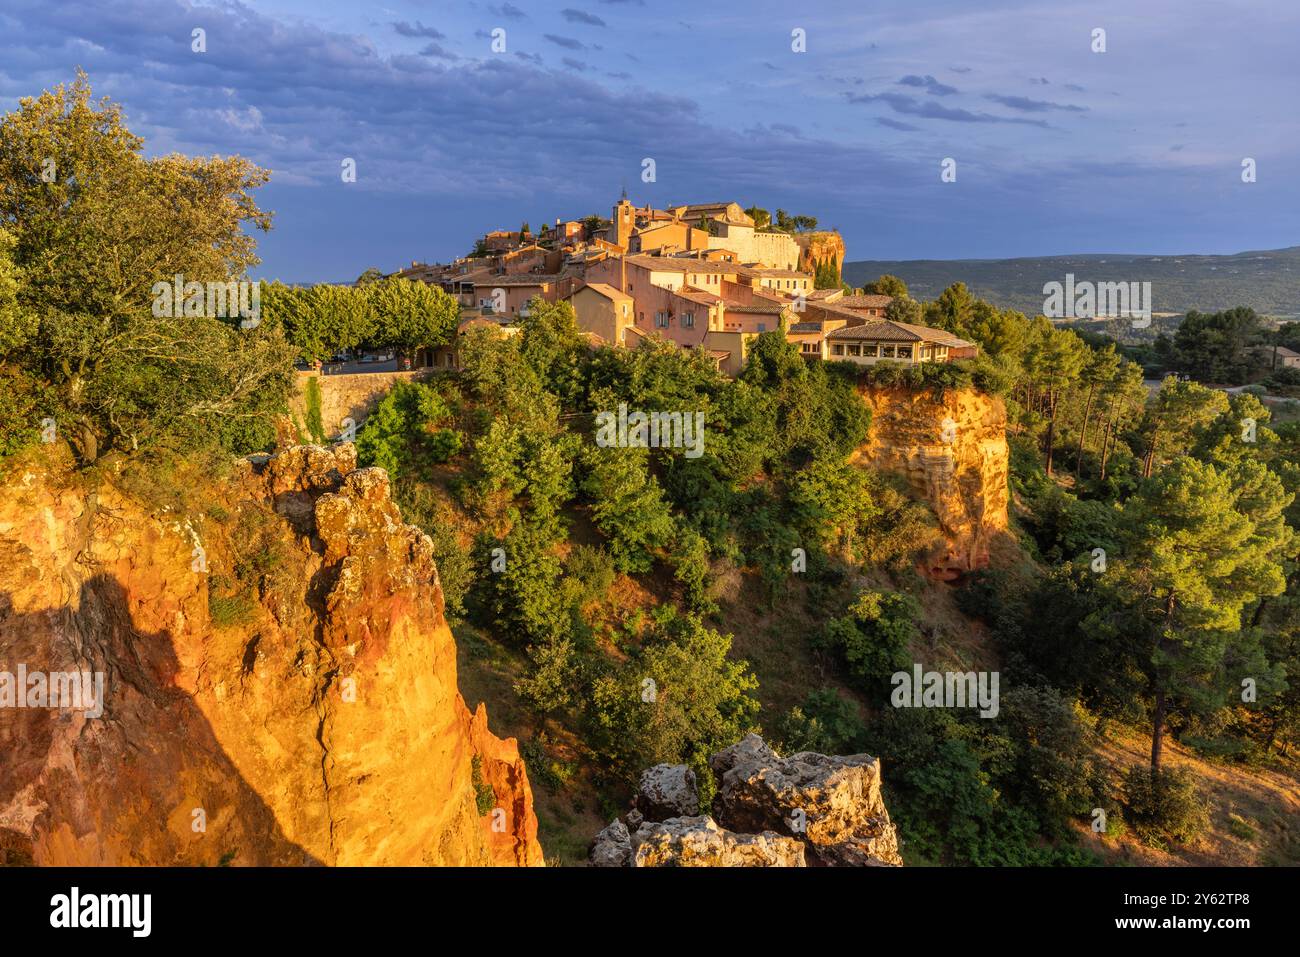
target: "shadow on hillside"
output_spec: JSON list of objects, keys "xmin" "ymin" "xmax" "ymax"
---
[{"xmin": 0, "ymin": 575, "xmax": 322, "ymax": 866}]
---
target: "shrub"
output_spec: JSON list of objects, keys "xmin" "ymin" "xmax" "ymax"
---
[
  {"xmin": 774, "ymin": 688, "xmax": 867, "ymax": 755},
  {"xmin": 1121, "ymin": 765, "xmax": 1210, "ymax": 846},
  {"xmin": 304, "ymin": 376, "xmax": 325, "ymax": 443},
  {"xmin": 470, "ymin": 755, "xmax": 497, "ymax": 816}
]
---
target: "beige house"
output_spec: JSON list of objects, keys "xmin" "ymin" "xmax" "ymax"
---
[
  {"xmin": 823, "ymin": 321, "xmax": 975, "ymax": 365},
  {"xmin": 568, "ymin": 283, "xmax": 635, "ymax": 346}
]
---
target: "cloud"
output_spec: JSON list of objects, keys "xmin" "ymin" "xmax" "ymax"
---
[
  {"xmin": 950, "ymin": 66, "xmax": 972, "ymax": 74},
  {"xmin": 488, "ymin": 3, "xmax": 527, "ymax": 19},
  {"xmin": 419, "ymin": 43, "xmax": 460, "ymax": 61},
  {"xmin": 877, "ymin": 117, "xmax": 920, "ymax": 131},
  {"xmin": 562, "ymin": 9, "xmax": 607, "ymax": 27},
  {"xmin": 515, "ymin": 51, "xmax": 543, "ymax": 65},
  {"xmin": 543, "ymin": 33, "xmax": 585, "ymax": 50},
  {"xmin": 984, "ymin": 94, "xmax": 1086, "ymax": 113},
  {"xmin": 1029, "ymin": 76, "xmax": 1049, "ymax": 85},
  {"xmin": 898, "ymin": 74, "xmax": 957, "ymax": 96},
  {"xmin": 846, "ymin": 92, "xmax": 1050, "ymax": 127},
  {"xmin": 561, "ymin": 57, "xmax": 587, "ymax": 71},
  {"xmin": 392, "ymin": 21, "xmax": 445, "ymax": 40}
]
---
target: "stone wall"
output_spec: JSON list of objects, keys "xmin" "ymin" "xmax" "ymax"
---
[{"xmin": 292, "ymin": 369, "xmax": 434, "ymax": 439}]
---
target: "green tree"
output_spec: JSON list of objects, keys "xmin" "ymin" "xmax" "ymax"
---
[
  {"xmin": 883, "ymin": 295, "xmax": 923, "ymax": 325},
  {"xmin": 864, "ymin": 274, "xmax": 908, "ymax": 298},
  {"xmin": 586, "ymin": 608, "xmax": 760, "ymax": 781},
  {"xmin": 1115, "ymin": 457, "xmax": 1292, "ymax": 772},
  {"xmin": 580, "ymin": 444, "xmax": 676, "ymax": 574},
  {"xmin": 0, "ymin": 73, "xmax": 292, "ymax": 461}
]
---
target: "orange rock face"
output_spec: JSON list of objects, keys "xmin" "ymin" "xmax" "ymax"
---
[
  {"xmin": 0, "ymin": 445, "xmax": 542, "ymax": 866},
  {"xmin": 795, "ymin": 231, "xmax": 846, "ymax": 275},
  {"xmin": 855, "ymin": 385, "xmax": 1011, "ymax": 579}
]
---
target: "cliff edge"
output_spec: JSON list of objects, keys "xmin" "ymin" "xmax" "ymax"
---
[
  {"xmin": 0, "ymin": 444, "xmax": 542, "ymax": 866},
  {"xmin": 855, "ymin": 385, "xmax": 1011, "ymax": 579}
]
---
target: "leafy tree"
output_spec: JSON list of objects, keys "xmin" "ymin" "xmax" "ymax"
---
[
  {"xmin": 816, "ymin": 590, "xmax": 917, "ymax": 692},
  {"xmin": 0, "ymin": 73, "xmax": 292, "ymax": 461},
  {"xmin": 580, "ymin": 444, "xmax": 676, "ymax": 574},
  {"xmin": 1023, "ymin": 320, "xmax": 1087, "ymax": 475},
  {"xmin": 864, "ymin": 274, "xmax": 908, "ymax": 298},
  {"xmin": 884, "ymin": 295, "xmax": 923, "ymax": 325},
  {"xmin": 1113, "ymin": 457, "xmax": 1292, "ymax": 772},
  {"xmin": 1138, "ymin": 376, "xmax": 1228, "ymax": 478},
  {"xmin": 585, "ymin": 607, "xmax": 760, "ymax": 782},
  {"xmin": 356, "ymin": 381, "xmax": 462, "ymax": 479},
  {"xmin": 776, "ymin": 688, "xmax": 867, "ymax": 755},
  {"xmin": 366, "ymin": 277, "xmax": 459, "ymax": 352}
]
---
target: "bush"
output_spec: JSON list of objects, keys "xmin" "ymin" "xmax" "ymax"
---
[
  {"xmin": 816, "ymin": 590, "xmax": 918, "ymax": 692},
  {"xmin": 774, "ymin": 688, "xmax": 867, "ymax": 755},
  {"xmin": 1121, "ymin": 765, "xmax": 1210, "ymax": 847},
  {"xmin": 470, "ymin": 755, "xmax": 497, "ymax": 816}
]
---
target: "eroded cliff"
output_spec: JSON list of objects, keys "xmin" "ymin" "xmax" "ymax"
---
[
  {"xmin": 0, "ymin": 444, "xmax": 542, "ymax": 866},
  {"xmin": 855, "ymin": 385, "xmax": 1011, "ymax": 579}
]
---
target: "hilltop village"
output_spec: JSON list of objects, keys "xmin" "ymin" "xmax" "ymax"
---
[{"xmin": 392, "ymin": 197, "xmax": 975, "ymax": 376}]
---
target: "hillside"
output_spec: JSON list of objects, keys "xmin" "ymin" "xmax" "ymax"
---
[{"xmin": 844, "ymin": 246, "xmax": 1300, "ymax": 319}]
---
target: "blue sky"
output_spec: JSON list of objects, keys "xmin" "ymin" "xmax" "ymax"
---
[{"xmin": 1, "ymin": 0, "xmax": 1296, "ymax": 282}]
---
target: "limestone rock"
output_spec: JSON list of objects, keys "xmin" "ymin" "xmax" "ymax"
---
[
  {"xmin": 591, "ymin": 815, "xmax": 805, "ymax": 867},
  {"xmin": 636, "ymin": 763, "xmax": 699, "ymax": 820},
  {"xmin": 710, "ymin": 733, "xmax": 902, "ymax": 867}
]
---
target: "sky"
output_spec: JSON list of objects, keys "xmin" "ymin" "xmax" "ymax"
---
[{"xmin": 1, "ymin": 0, "xmax": 1296, "ymax": 283}]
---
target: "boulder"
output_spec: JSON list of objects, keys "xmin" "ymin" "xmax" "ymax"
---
[
  {"xmin": 591, "ymin": 815, "xmax": 805, "ymax": 867},
  {"xmin": 710, "ymin": 733, "xmax": 902, "ymax": 866},
  {"xmin": 636, "ymin": 763, "xmax": 699, "ymax": 820}
]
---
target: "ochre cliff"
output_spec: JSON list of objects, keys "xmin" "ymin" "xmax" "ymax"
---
[
  {"xmin": 795, "ymin": 231, "xmax": 846, "ymax": 276},
  {"xmin": 0, "ymin": 444, "xmax": 542, "ymax": 866},
  {"xmin": 854, "ymin": 385, "xmax": 1010, "ymax": 579}
]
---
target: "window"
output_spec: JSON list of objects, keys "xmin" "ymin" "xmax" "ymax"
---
[
  {"xmin": 847, "ymin": 344, "xmax": 861, "ymax": 356},
  {"xmin": 682, "ymin": 312, "xmax": 695, "ymax": 328},
  {"xmin": 881, "ymin": 345, "xmax": 895, "ymax": 358},
  {"xmin": 655, "ymin": 311, "xmax": 670, "ymax": 328},
  {"xmin": 832, "ymin": 344, "xmax": 844, "ymax": 356},
  {"xmin": 862, "ymin": 344, "xmax": 877, "ymax": 357},
  {"xmin": 897, "ymin": 345, "xmax": 912, "ymax": 359},
  {"xmin": 757, "ymin": 323, "xmax": 766, "ymax": 332}
]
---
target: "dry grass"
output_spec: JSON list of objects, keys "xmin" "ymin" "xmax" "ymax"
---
[{"xmin": 1081, "ymin": 724, "xmax": 1300, "ymax": 866}]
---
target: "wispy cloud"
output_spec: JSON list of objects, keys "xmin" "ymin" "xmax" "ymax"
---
[
  {"xmin": 544, "ymin": 33, "xmax": 586, "ymax": 50},
  {"xmin": 898, "ymin": 74, "xmax": 957, "ymax": 96},
  {"xmin": 562, "ymin": 9, "xmax": 607, "ymax": 27},
  {"xmin": 847, "ymin": 92, "xmax": 1050, "ymax": 127},
  {"xmin": 392, "ymin": 21, "xmax": 445, "ymax": 40},
  {"xmin": 984, "ymin": 93, "xmax": 1086, "ymax": 113}
]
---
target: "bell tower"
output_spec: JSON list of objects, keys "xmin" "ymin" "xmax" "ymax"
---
[{"xmin": 613, "ymin": 191, "xmax": 634, "ymax": 251}]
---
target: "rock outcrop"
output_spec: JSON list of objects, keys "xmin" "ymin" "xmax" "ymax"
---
[
  {"xmin": 795, "ymin": 231, "xmax": 846, "ymax": 277},
  {"xmin": 855, "ymin": 385, "xmax": 1010, "ymax": 579},
  {"xmin": 710, "ymin": 734, "xmax": 901, "ymax": 866},
  {"xmin": 591, "ymin": 815, "xmax": 806, "ymax": 867},
  {"xmin": 0, "ymin": 444, "xmax": 542, "ymax": 866},
  {"xmin": 635, "ymin": 763, "xmax": 700, "ymax": 820},
  {"xmin": 590, "ymin": 735, "xmax": 901, "ymax": 867}
]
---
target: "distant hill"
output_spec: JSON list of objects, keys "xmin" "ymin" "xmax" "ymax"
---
[{"xmin": 843, "ymin": 246, "xmax": 1300, "ymax": 319}]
